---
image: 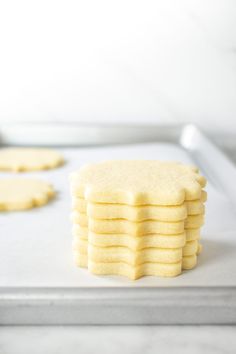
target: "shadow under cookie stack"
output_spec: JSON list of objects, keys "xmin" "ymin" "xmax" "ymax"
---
[{"xmin": 70, "ymin": 160, "xmax": 207, "ymax": 280}]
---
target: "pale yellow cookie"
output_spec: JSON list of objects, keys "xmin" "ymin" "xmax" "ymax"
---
[
  {"xmin": 72, "ymin": 224, "xmax": 88, "ymax": 239},
  {"xmin": 70, "ymin": 160, "xmax": 206, "ymax": 205},
  {"xmin": 73, "ymin": 238, "xmax": 198, "ymax": 265},
  {"xmin": 72, "ymin": 197, "xmax": 87, "ymax": 212},
  {"xmin": 73, "ymin": 238, "xmax": 88, "ymax": 252},
  {"xmin": 85, "ymin": 244, "xmax": 183, "ymax": 265},
  {"xmin": 182, "ymin": 255, "xmax": 197, "ymax": 270},
  {"xmin": 72, "ymin": 224, "xmax": 201, "ymax": 242},
  {"xmin": 185, "ymin": 214, "xmax": 205, "ymax": 229},
  {"xmin": 0, "ymin": 148, "xmax": 63, "ymax": 172},
  {"xmin": 82, "ymin": 217, "xmax": 185, "ymax": 236},
  {"xmin": 74, "ymin": 251, "xmax": 198, "ymax": 277},
  {"xmin": 186, "ymin": 228, "xmax": 200, "ymax": 241},
  {"xmin": 0, "ymin": 178, "xmax": 55, "ymax": 211},
  {"xmin": 186, "ymin": 191, "xmax": 207, "ymax": 215},
  {"xmin": 74, "ymin": 199, "xmax": 187, "ymax": 221},
  {"xmin": 71, "ymin": 210, "xmax": 204, "ymax": 234},
  {"xmin": 197, "ymin": 243, "xmax": 203, "ymax": 255},
  {"xmin": 85, "ymin": 258, "xmax": 182, "ymax": 279},
  {"xmin": 73, "ymin": 231, "xmax": 187, "ymax": 250},
  {"xmin": 183, "ymin": 240, "xmax": 198, "ymax": 256},
  {"xmin": 71, "ymin": 211, "xmax": 88, "ymax": 226},
  {"xmin": 72, "ymin": 190, "xmax": 207, "ymax": 220}
]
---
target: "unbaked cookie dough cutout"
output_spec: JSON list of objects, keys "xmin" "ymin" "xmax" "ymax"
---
[
  {"xmin": 0, "ymin": 148, "xmax": 64, "ymax": 172},
  {"xmin": 0, "ymin": 178, "xmax": 55, "ymax": 211}
]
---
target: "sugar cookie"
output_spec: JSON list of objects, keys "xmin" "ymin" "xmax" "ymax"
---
[
  {"xmin": 81, "ymin": 217, "xmax": 185, "ymax": 235},
  {"xmin": 70, "ymin": 160, "xmax": 206, "ymax": 205},
  {"xmin": 74, "ymin": 251, "xmax": 198, "ymax": 277},
  {"xmin": 0, "ymin": 148, "xmax": 63, "ymax": 172},
  {"xmin": 73, "ymin": 231, "xmax": 186, "ymax": 250},
  {"xmin": 86, "ymin": 258, "xmax": 182, "ymax": 279},
  {"xmin": 72, "ymin": 224, "xmax": 201, "ymax": 242},
  {"xmin": 183, "ymin": 240, "xmax": 198, "ymax": 256},
  {"xmin": 0, "ymin": 178, "xmax": 55, "ymax": 211},
  {"xmin": 72, "ymin": 190, "xmax": 207, "ymax": 220},
  {"xmin": 182, "ymin": 255, "xmax": 197, "ymax": 270},
  {"xmin": 84, "ymin": 244, "xmax": 183, "ymax": 265}
]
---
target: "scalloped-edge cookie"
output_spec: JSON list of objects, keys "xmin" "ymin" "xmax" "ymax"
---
[
  {"xmin": 72, "ymin": 190, "xmax": 207, "ymax": 220},
  {"xmin": 72, "ymin": 214, "xmax": 185, "ymax": 235},
  {"xmin": 70, "ymin": 160, "xmax": 206, "ymax": 205},
  {"xmin": 73, "ymin": 239, "xmax": 198, "ymax": 265},
  {"xmin": 77, "ymin": 257, "xmax": 182, "ymax": 279},
  {"xmin": 71, "ymin": 211, "xmax": 204, "ymax": 234},
  {"xmin": 182, "ymin": 255, "xmax": 197, "ymax": 270},
  {"xmin": 73, "ymin": 231, "xmax": 187, "ymax": 250},
  {"xmin": 74, "ymin": 250, "xmax": 198, "ymax": 278},
  {"xmin": 88, "ymin": 244, "xmax": 182, "ymax": 265},
  {"xmin": 0, "ymin": 148, "xmax": 64, "ymax": 172},
  {"xmin": 0, "ymin": 178, "xmax": 55, "ymax": 211},
  {"xmin": 72, "ymin": 224, "xmax": 201, "ymax": 242}
]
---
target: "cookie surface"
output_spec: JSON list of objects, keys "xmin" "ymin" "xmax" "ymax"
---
[
  {"xmin": 0, "ymin": 178, "xmax": 55, "ymax": 211},
  {"xmin": 71, "ymin": 160, "xmax": 206, "ymax": 205},
  {"xmin": 0, "ymin": 148, "xmax": 63, "ymax": 172}
]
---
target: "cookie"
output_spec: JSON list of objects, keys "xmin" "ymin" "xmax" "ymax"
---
[
  {"xmin": 72, "ymin": 190, "xmax": 207, "ymax": 220},
  {"xmin": 73, "ymin": 231, "xmax": 187, "ymax": 250},
  {"xmin": 186, "ymin": 228, "xmax": 200, "ymax": 241},
  {"xmin": 70, "ymin": 160, "xmax": 206, "ymax": 205},
  {"xmin": 182, "ymin": 255, "xmax": 197, "ymax": 270},
  {"xmin": 186, "ymin": 191, "xmax": 207, "ymax": 215},
  {"xmin": 0, "ymin": 148, "xmax": 63, "ymax": 172},
  {"xmin": 74, "ymin": 250, "xmax": 198, "ymax": 277},
  {"xmin": 185, "ymin": 214, "xmax": 205, "ymax": 229},
  {"xmin": 89, "ymin": 245, "xmax": 182, "ymax": 265},
  {"xmin": 80, "ymin": 257, "xmax": 183, "ymax": 279},
  {"xmin": 73, "ymin": 198, "xmax": 187, "ymax": 221},
  {"xmin": 183, "ymin": 240, "xmax": 198, "ymax": 256},
  {"xmin": 0, "ymin": 178, "xmax": 55, "ymax": 211},
  {"xmin": 72, "ymin": 215, "xmax": 185, "ymax": 235},
  {"xmin": 73, "ymin": 239, "xmax": 198, "ymax": 266},
  {"xmin": 73, "ymin": 224, "xmax": 201, "ymax": 242}
]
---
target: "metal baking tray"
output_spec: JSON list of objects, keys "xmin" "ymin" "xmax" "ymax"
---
[{"xmin": 0, "ymin": 123, "xmax": 236, "ymax": 325}]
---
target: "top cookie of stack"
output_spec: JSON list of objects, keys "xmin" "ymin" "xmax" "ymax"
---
[{"xmin": 70, "ymin": 160, "xmax": 207, "ymax": 280}]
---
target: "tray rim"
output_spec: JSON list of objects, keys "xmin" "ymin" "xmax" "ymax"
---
[{"xmin": 1, "ymin": 286, "xmax": 236, "ymax": 325}]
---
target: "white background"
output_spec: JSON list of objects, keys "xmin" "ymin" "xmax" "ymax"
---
[{"xmin": 0, "ymin": 0, "xmax": 235, "ymax": 133}]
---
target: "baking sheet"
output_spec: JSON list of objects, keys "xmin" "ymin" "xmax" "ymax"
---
[
  {"xmin": 1, "ymin": 142, "xmax": 236, "ymax": 288},
  {"xmin": 0, "ymin": 125, "xmax": 236, "ymax": 324}
]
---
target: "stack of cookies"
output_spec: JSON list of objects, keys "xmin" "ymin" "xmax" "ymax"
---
[{"xmin": 70, "ymin": 161, "xmax": 207, "ymax": 280}]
